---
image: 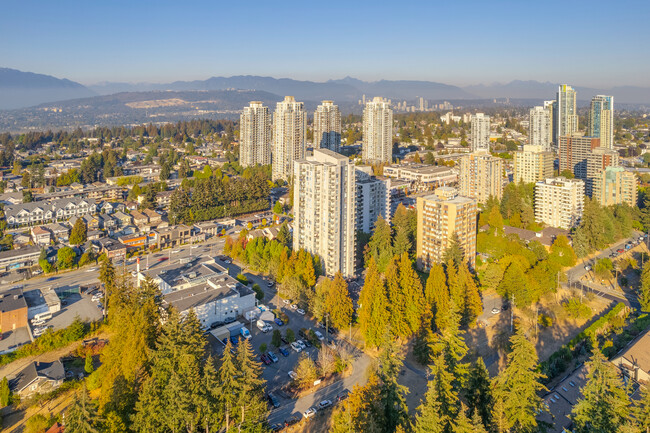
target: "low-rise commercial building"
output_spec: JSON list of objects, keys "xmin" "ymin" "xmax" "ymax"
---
[{"xmin": 0, "ymin": 245, "xmax": 41, "ymax": 272}]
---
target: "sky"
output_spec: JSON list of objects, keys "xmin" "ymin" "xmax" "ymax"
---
[{"xmin": 1, "ymin": 0, "xmax": 649, "ymax": 87}]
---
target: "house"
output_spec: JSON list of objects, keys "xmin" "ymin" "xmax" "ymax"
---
[
  {"xmin": 0, "ymin": 245, "xmax": 41, "ymax": 272},
  {"xmin": 130, "ymin": 210, "xmax": 149, "ymax": 228},
  {"xmin": 87, "ymin": 230, "xmax": 104, "ymax": 241},
  {"xmin": 11, "ymin": 360, "xmax": 65, "ymax": 397},
  {"xmin": 124, "ymin": 201, "xmax": 138, "ymax": 211},
  {"xmin": 113, "ymin": 211, "xmax": 132, "ymax": 227},
  {"xmin": 45, "ymin": 423, "xmax": 64, "ymax": 433},
  {"xmin": 611, "ymin": 328, "xmax": 650, "ymax": 385},
  {"xmin": 29, "ymin": 226, "xmax": 50, "ymax": 246},
  {"xmin": 43, "ymin": 222, "xmax": 70, "ymax": 243},
  {"xmin": 93, "ymin": 238, "xmax": 127, "ymax": 260},
  {"xmin": 502, "ymin": 226, "xmax": 570, "ymax": 248},
  {"xmin": 156, "ymin": 190, "xmax": 173, "ymax": 207},
  {"xmin": 97, "ymin": 214, "xmax": 117, "ymax": 231},
  {"xmin": 99, "ymin": 201, "xmax": 123, "ymax": 214},
  {"xmin": 4, "ymin": 198, "xmax": 97, "ymax": 227},
  {"xmin": 143, "ymin": 209, "xmax": 162, "ymax": 226},
  {"xmin": 0, "ymin": 287, "xmax": 29, "ymax": 334}
]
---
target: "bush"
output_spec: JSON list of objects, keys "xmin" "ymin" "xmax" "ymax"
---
[
  {"xmin": 252, "ymin": 284, "xmax": 264, "ymax": 301},
  {"xmin": 563, "ymin": 299, "xmax": 592, "ymax": 319},
  {"xmin": 236, "ymin": 273, "xmax": 248, "ymax": 284},
  {"xmin": 259, "ymin": 343, "xmax": 267, "ymax": 353},
  {"xmin": 273, "ymin": 309, "xmax": 289, "ymax": 324},
  {"xmin": 538, "ymin": 314, "xmax": 553, "ymax": 328},
  {"xmin": 271, "ymin": 330, "xmax": 282, "ymax": 347},
  {"xmin": 285, "ymin": 329, "xmax": 295, "ymax": 343},
  {"xmin": 25, "ymin": 413, "xmax": 55, "ymax": 433}
]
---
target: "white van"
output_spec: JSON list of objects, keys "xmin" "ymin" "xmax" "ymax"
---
[{"xmin": 33, "ymin": 312, "xmax": 52, "ymax": 323}]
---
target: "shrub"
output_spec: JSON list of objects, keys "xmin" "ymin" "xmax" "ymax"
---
[
  {"xmin": 252, "ymin": 284, "xmax": 264, "ymax": 301},
  {"xmin": 285, "ymin": 329, "xmax": 295, "ymax": 343},
  {"xmin": 259, "ymin": 343, "xmax": 267, "ymax": 353},
  {"xmin": 563, "ymin": 299, "xmax": 592, "ymax": 319},
  {"xmin": 271, "ymin": 330, "xmax": 282, "ymax": 347},
  {"xmin": 538, "ymin": 314, "xmax": 553, "ymax": 328}
]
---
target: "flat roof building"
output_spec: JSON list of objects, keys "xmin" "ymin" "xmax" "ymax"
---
[{"xmin": 535, "ymin": 177, "xmax": 585, "ymax": 230}]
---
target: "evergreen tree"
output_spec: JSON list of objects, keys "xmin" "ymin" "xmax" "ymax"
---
[
  {"xmin": 431, "ymin": 354, "xmax": 459, "ymax": 433},
  {"xmin": 0, "ymin": 376, "xmax": 10, "ymax": 407},
  {"xmin": 398, "ymin": 252, "xmax": 426, "ymax": 336},
  {"xmin": 217, "ymin": 340, "xmax": 239, "ymax": 427},
  {"xmin": 571, "ymin": 350, "xmax": 631, "ymax": 433},
  {"xmin": 66, "ymin": 386, "xmax": 102, "ymax": 433},
  {"xmin": 234, "ymin": 338, "xmax": 268, "ymax": 432},
  {"xmin": 443, "ymin": 233, "xmax": 464, "ymax": 268},
  {"xmin": 413, "ymin": 373, "xmax": 445, "ymax": 433},
  {"xmin": 465, "ymin": 357, "xmax": 493, "ymax": 429},
  {"xmin": 276, "ymin": 222, "xmax": 290, "ymax": 247},
  {"xmin": 359, "ymin": 258, "xmax": 390, "ymax": 348},
  {"xmin": 413, "ymin": 307, "xmax": 436, "ymax": 364},
  {"xmin": 493, "ymin": 327, "xmax": 547, "ymax": 433},
  {"xmin": 431, "ymin": 309, "xmax": 469, "ymax": 392},
  {"xmin": 635, "ymin": 385, "xmax": 650, "ymax": 433},
  {"xmin": 326, "ymin": 272, "xmax": 354, "ymax": 330},
  {"xmin": 84, "ymin": 352, "xmax": 94, "ymax": 374},
  {"xmin": 385, "ymin": 257, "xmax": 408, "ymax": 337},
  {"xmin": 377, "ymin": 337, "xmax": 410, "ymax": 433},
  {"xmin": 445, "ymin": 260, "xmax": 463, "ymax": 313},
  {"xmin": 639, "ymin": 261, "xmax": 650, "ymax": 312},
  {"xmin": 330, "ymin": 375, "xmax": 385, "ymax": 433},
  {"xmin": 367, "ymin": 216, "xmax": 394, "ymax": 272},
  {"xmin": 424, "ymin": 263, "xmax": 449, "ymax": 330},
  {"xmin": 99, "ymin": 257, "xmax": 116, "ymax": 298},
  {"xmin": 458, "ymin": 263, "xmax": 482, "ymax": 327},
  {"xmin": 452, "ymin": 404, "xmax": 488, "ymax": 433}
]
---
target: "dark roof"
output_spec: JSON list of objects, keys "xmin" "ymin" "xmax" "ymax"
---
[
  {"xmin": 0, "ymin": 245, "xmax": 41, "ymax": 261},
  {"xmin": 12, "ymin": 360, "xmax": 65, "ymax": 393},
  {"xmin": 0, "ymin": 287, "xmax": 27, "ymax": 313}
]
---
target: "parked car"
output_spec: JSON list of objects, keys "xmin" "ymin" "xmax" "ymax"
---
[
  {"xmin": 267, "ymin": 281, "xmax": 275, "ymax": 287},
  {"xmin": 491, "ymin": 308, "xmax": 501, "ymax": 315},
  {"xmin": 314, "ymin": 330, "xmax": 325, "ymax": 341},
  {"xmin": 288, "ymin": 370, "xmax": 298, "ymax": 380},
  {"xmin": 158, "ymin": 257, "xmax": 168, "ymax": 262},
  {"xmin": 270, "ymin": 423, "xmax": 284, "ymax": 432},
  {"xmin": 268, "ymin": 392, "xmax": 280, "ymax": 408},
  {"xmin": 280, "ymin": 336, "xmax": 289, "ymax": 345},
  {"xmin": 303, "ymin": 407, "xmax": 317, "ymax": 418},
  {"xmin": 274, "ymin": 318, "xmax": 284, "ymax": 326},
  {"xmin": 290, "ymin": 304, "xmax": 298, "ymax": 310},
  {"xmin": 301, "ymin": 338, "xmax": 312, "ymax": 348},
  {"xmin": 296, "ymin": 340, "xmax": 307, "ymax": 350},
  {"xmin": 290, "ymin": 342, "xmax": 302, "ymax": 353},
  {"xmin": 296, "ymin": 308, "xmax": 305, "ymax": 315},
  {"xmin": 284, "ymin": 416, "xmax": 300, "ymax": 427},
  {"xmin": 282, "ymin": 299, "xmax": 291, "ymax": 305},
  {"xmin": 617, "ymin": 248, "xmax": 624, "ymax": 254},
  {"xmin": 260, "ymin": 354, "xmax": 271, "ymax": 365},
  {"xmin": 279, "ymin": 347, "xmax": 290, "ymax": 357},
  {"xmin": 336, "ymin": 390, "xmax": 350, "ymax": 402},
  {"xmin": 267, "ymin": 351, "xmax": 279, "ymax": 363},
  {"xmin": 318, "ymin": 400, "xmax": 332, "ymax": 409},
  {"xmin": 230, "ymin": 336, "xmax": 239, "ymax": 346},
  {"xmin": 584, "ymin": 265, "xmax": 591, "ymax": 271}
]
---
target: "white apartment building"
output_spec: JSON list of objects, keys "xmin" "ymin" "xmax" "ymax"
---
[
  {"xmin": 313, "ymin": 101, "xmax": 342, "ymax": 153},
  {"xmin": 272, "ymin": 96, "xmax": 307, "ymax": 181},
  {"xmin": 239, "ymin": 101, "xmax": 271, "ymax": 167},
  {"xmin": 529, "ymin": 106, "xmax": 552, "ymax": 150},
  {"xmin": 459, "ymin": 151, "xmax": 504, "ymax": 203},
  {"xmin": 535, "ymin": 177, "xmax": 585, "ymax": 230},
  {"xmin": 362, "ymin": 97, "xmax": 393, "ymax": 163},
  {"xmin": 293, "ymin": 149, "xmax": 356, "ymax": 277},
  {"xmin": 470, "ymin": 113, "xmax": 490, "ymax": 151},
  {"xmin": 557, "ymin": 84, "xmax": 578, "ymax": 143},
  {"xmin": 355, "ymin": 167, "xmax": 387, "ymax": 234},
  {"xmin": 513, "ymin": 145, "xmax": 554, "ymax": 184},
  {"xmin": 586, "ymin": 147, "xmax": 620, "ymax": 197}
]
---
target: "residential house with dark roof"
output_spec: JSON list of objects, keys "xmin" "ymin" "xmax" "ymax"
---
[
  {"xmin": 113, "ymin": 211, "xmax": 132, "ymax": 227},
  {"xmin": 11, "ymin": 360, "xmax": 65, "ymax": 397},
  {"xmin": 611, "ymin": 328, "xmax": 650, "ymax": 385}
]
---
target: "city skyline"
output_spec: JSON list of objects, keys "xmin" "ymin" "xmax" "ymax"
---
[{"xmin": 1, "ymin": 0, "xmax": 648, "ymax": 87}]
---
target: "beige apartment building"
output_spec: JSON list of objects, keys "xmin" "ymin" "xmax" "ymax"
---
[
  {"xmin": 534, "ymin": 177, "xmax": 585, "ymax": 229},
  {"xmin": 592, "ymin": 166, "xmax": 637, "ymax": 207},
  {"xmin": 558, "ymin": 134, "xmax": 601, "ymax": 179},
  {"xmin": 272, "ymin": 96, "xmax": 307, "ymax": 181},
  {"xmin": 313, "ymin": 101, "xmax": 342, "ymax": 152},
  {"xmin": 239, "ymin": 101, "xmax": 271, "ymax": 167},
  {"xmin": 416, "ymin": 187, "xmax": 477, "ymax": 271},
  {"xmin": 293, "ymin": 149, "xmax": 356, "ymax": 277},
  {"xmin": 513, "ymin": 145, "xmax": 554, "ymax": 184},
  {"xmin": 362, "ymin": 97, "xmax": 393, "ymax": 163},
  {"xmin": 459, "ymin": 151, "xmax": 503, "ymax": 203},
  {"xmin": 586, "ymin": 147, "xmax": 620, "ymax": 196}
]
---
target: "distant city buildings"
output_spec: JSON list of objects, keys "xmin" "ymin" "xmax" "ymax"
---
[
  {"xmin": 459, "ymin": 151, "xmax": 504, "ymax": 203},
  {"xmin": 529, "ymin": 106, "xmax": 552, "ymax": 150},
  {"xmin": 591, "ymin": 166, "xmax": 637, "ymax": 207},
  {"xmin": 513, "ymin": 145, "xmax": 554, "ymax": 184},
  {"xmin": 535, "ymin": 177, "xmax": 585, "ymax": 229},
  {"xmin": 588, "ymin": 95, "xmax": 614, "ymax": 149},
  {"xmin": 544, "ymin": 100, "xmax": 557, "ymax": 147},
  {"xmin": 558, "ymin": 134, "xmax": 601, "ymax": 179},
  {"xmin": 239, "ymin": 101, "xmax": 271, "ymax": 167},
  {"xmin": 470, "ymin": 113, "xmax": 490, "ymax": 151},
  {"xmin": 416, "ymin": 187, "xmax": 477, "ymax": 271},
  {"xmin": 362, "ymin": 97, "xmax": 393, "ymax": 164},
  {"xmin": 313, "ymin": 101, "xmax": 342, "ymax": 152},
  {"xmin": 293, "ymin": 149, "xmax": 356, "ymax": 277},
  {"xmin": 556, "ymin": 84, "xmax": 578, "ymax": 144},
  {"xmin": 272, "ymin": 96, "xmax": 307, "ymax": 181}
]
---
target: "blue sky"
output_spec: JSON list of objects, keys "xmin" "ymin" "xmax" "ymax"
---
[{"xmin": 1, "ymin": 0, "xmax": 648, "ymax": 87}]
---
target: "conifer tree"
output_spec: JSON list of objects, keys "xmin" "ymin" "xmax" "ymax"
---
[
  {"xmin": 359, "ymin": 258, "xmax": 390, "ymax": 347},
  {"xmin": 217, "ymin": 340, "xmax": 239, "ymax": 427},
  {"xmin": 493, "ymin": 327, "xmax": 547, "ymax": 433},
  {"xmin": 452, "ymin": 404, "xmax": 488, "ymax": 433},
  {"xmin": 443, "ymin": 233, "xmax": 464, "ymax": 268},
  {"xmin": 571, "ymin": 350, "xmax": 631, "ymax": 433},
  {"xmin": 70, "ymin": 218, "xmax": 88, "ymax": 245},
  {"xmin": 367, "ymin": 216, "xmax": 394, "ymax": 272},
  {"xmin": 377, "ymin": 337, "xmax": 410, "ymax": 433},
  {"xmin": 199, "ymin": 355, "xmax": 223, "ymax": 433},
  {"xmin": 413, "ymin": 373, "xmax": 445, "ymax": 433},
  {"xmin": 639, "ymin": 261, "xmax": 650, "ymax": 311},
  {"xmin": 431, "ymin": 308, "xmax": 469, "ymax": 392},
  {"xmin": 445, "ymin": 260, "xmax": 463, "ymax": 312},
  {"xmin": 235, "ymin": 338, "xmax": 268, "ymax": 432},
  {"xmin": 458, "ymin": 263, "xmax": 482, "ymax": 327},
  {"xmin": 398, "ymin": 252, "xmax": 426, "ymax": 335},
  {"xmin": 326, "ymin": 272, "xmax": 354, "ymax": 330},
  {"xmin": 635, "ymin": 385, "xmax": 650, "ymax": 433},
  {"xmin": 66, "ymin": 386, "xmax": 102, "ymax": 433},
  {"xmin": 465, "ymin": 357, "xmax": 493, "ymax": 429},
  {"xmin": 330, "ymin": 375, "xmax": 385, "ymax": 433},
  {"xmin": 385, "ymin": 257, "xmax": 408, "ymax": 337},
  {"xmin": 424, "ymin": 263, "xmax": 449, "ymax": 330},
  {"xmin": 0, "ymin": 376, "xmax": 10, "ymax": 407},
  {"xmin": 413, "ymin": 307, "xmax": 436, "ymax": 364},
  {"xmin": 431, "ymin": 354, "xmax": 459, "ymax": 433}
]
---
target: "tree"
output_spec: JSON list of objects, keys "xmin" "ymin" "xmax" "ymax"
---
[
  {"xmin": 425, "ymin": 264, "xmax": 450, "ymax": 330},
  {"xmin": 358, "ymin": 258, "xmax": 390, "ymax": 348},
  {"xmin": 276, "ymin": 222, "xmax": 290, "ymax": 247},
  {"xmin": 57, "ymin": 246, "xmax": 77, "ymax": 269},
  {"xmin": 549, "ymin": 235, "xmax": 577, "ymax": 267},
  {"xmin": 366, "ymin": 216, "xmax": 394, "ymax": 272},
  {"xmin": 0, "ymin": 376, "xmax": 10, "ymax": 407},
  {"xmin": 413, "ymin": 370, "xmax": 446, "ymax": 433},
  {"xmin": 66, "ymin": 386, "xmax": 102, "ymax": 433},
  {"xmin": 493, "ymin": 327, "xmax": 547, "ymax": 433},
  {"xmin": 639, "ymin": 261, "xmax": 650, "ymax": 312},
  {"xmin": 458, "ymin": 263, "xmax": 482, "ymax": 327},
  {"xmin": 99, "ymin": 257, "xmax": 116, "ymax": 297},
  {"xmin": 377, "ymin": 338, "xmax": 410, "ymax": 432},
  {"xmin": 326, "ymin": 273, "xmax": 354, "ymax": 330},
  {"xmin": 70, "ymin": 218, "xmax": 88, "ymax": 245},
  {"xmin": 635, "ymin": 385, "xmax": 650, "ymax": 433},
  {"xmin": 330, "ymin": 375, "xmax": 385, "ymax": 433},
  {"xmin": 571, "ymin": 350, "xmax": 631, "ymax": 433},
  {"xmin": 271, "ymin": 330, "xmax": 282, "ymax": 348},
  {"xmin": 25, "ymin": 414, "xmax": 55, "ymax": 433},
  {"xmin": 234, "ymin": 337, "xmax": 268, "ymax": 431},
  {"xmin": 452, "ymin": 404, "xmax": 488, "ymax": 433},
  {"xmin": 273, "ymin": 201, "xmax": 283, "ymax": 214},
  {"xmin": 443, "ymin": 233, "xmax": 464, "ymax": 268},
  {"xmin": 22, "ymin": 189, "xmax": 33, "ymax": 203},
  {"xmin": 431, "ymin": 354, "xmax": 459, "ymax": 432},
  {"xmin": 465, "ymin": 358, "xmax": 493, "ymax": 429},
  {"xmin": 295, "ymin": 354, "xmax": 318, "ymax": 388},
  {"xmin": 285, "ymin": 328, "xmax": 295, "ymax": 343},
  {"xmin": 85, "ymin": 352, "xmax": 94, "ymax": 374}
]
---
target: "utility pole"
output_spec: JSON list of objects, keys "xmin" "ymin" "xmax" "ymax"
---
[
  {"xmin": 326, "ymin": 313, "xmax": 329, "ymax": 345},
  {"xmin": 510, "ymin": 294, "xmax": 515, "ymax": 333}
]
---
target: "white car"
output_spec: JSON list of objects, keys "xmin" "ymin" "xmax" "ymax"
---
[
  {"xmin": 282, "ymin": 299, "xmax": 291, "ymax": 305},
  {"xmin": 296, "ymin": 308, "xmax": 306, "ymax": 316},
  {"xmin": 290, "ymin": 342, "xmax": 302, "ymax": 353},
  {"xmin": 91, "ymin": 294, "xmax": 104, "ymax": 302},
  {"xmin": 314, "ymin": 330, "xmax": 325, "ymax": 341},
  {"xmin": 303, "ymin": 407, "xmax": 317, "ymax": 418},
  {"xmin": 288, "ymin": 370, "xmax": 298, "ymax": 380},
  {"xmin": 172, "ymin": 250, "xmax": 180, "ymax": 254},
  {"xmin": 296, "ymin": 340, "xmax": 307, "ymax": 350},
  {"xmin": 290, "ymin": 304, "xmax": 298, "ymax": 310},
  {"xmin": 318, "ymin": 400, "xmax": 332, "ymax": 409}
]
